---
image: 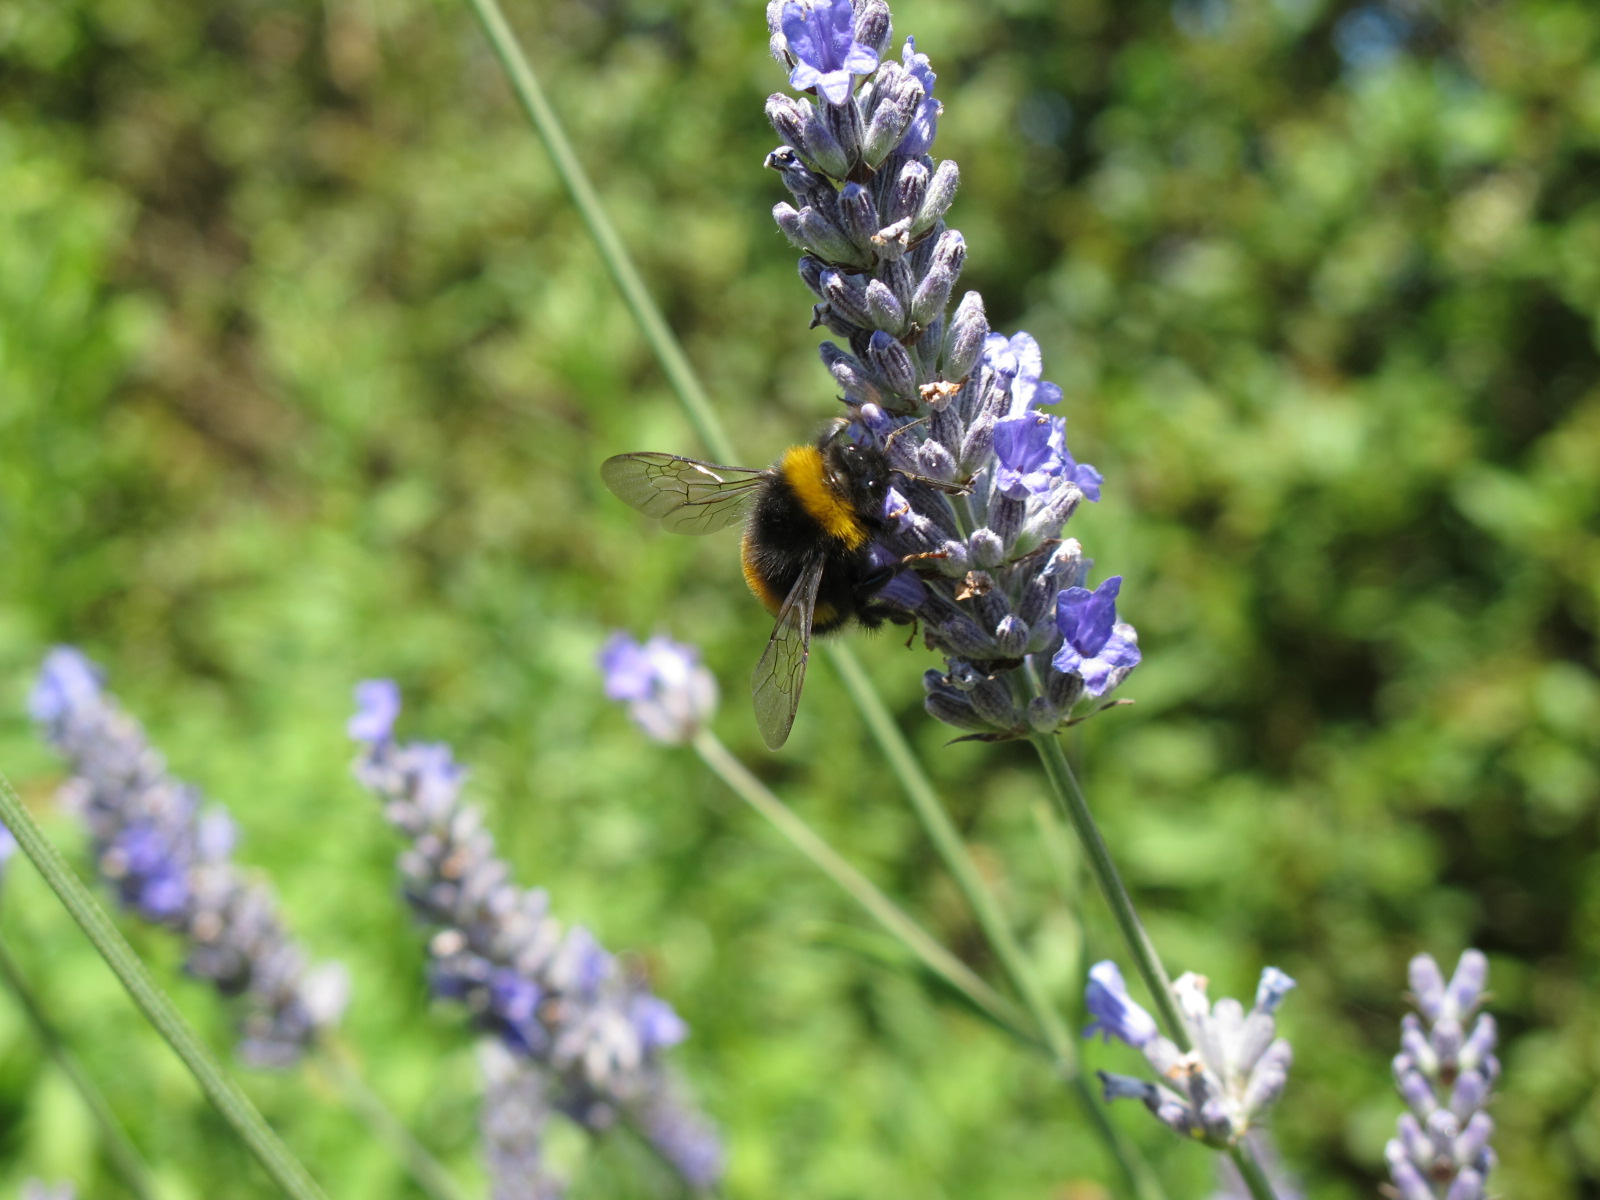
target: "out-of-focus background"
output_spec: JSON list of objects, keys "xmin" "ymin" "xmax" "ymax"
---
[{"xmin": 1, "ymin": 0, "xmax": 1597, "ymax": 1195}]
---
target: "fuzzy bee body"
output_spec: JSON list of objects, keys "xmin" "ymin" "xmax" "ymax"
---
[{"xmin": 601, "ymin": 428, "xmax": 908, "ymax": 749}]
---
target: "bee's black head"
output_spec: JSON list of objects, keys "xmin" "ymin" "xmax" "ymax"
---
[{"xmin": 820, "ymin": 435, "xmax": 892, "ymax": 524}]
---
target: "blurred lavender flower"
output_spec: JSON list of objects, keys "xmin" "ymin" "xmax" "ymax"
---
[
  {"xmin": 763, "ymin": 0, "xmax": 1138, "ymax": 740},
  {"xmin": 598, "ymin": 634, "xmax": 718, "ymax": 745},
  {"xmin": 348, "ymin": 681, "xmax": 721, "ymax": 1189},
  {"xmin": 480, "ymin": 1042, "xmax": 567, "ymax": 1200},
  {"xmin": 29, "ymin": 647, "xmax": 348, "ymax": 1066},
  {"xmin": 1086, "ymin": 960, "xmax": 1295, "ymax": 1149},
  {"xmin": 1386, "ymin": 950, "xmax": 1497, "ymax": 1200},
  {"xmin": 21, "ymin": 1182, "xmax": 76, "ymax": 1200}
]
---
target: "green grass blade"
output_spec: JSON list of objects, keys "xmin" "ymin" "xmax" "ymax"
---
[
  {"xmin": 0, "ymin": 772, "xmax": 329, "ymax": 1200},
  {"xmin": 0, "ymin": 932, "xmax": 162, "ymax": 1200},
  {"xmin": 692, "ymin": 730, "xmax": 1034, "ymax": 1045},
  {"xmin": 462, "ymin": 0, "xmax": 735, "ymax": 465}
]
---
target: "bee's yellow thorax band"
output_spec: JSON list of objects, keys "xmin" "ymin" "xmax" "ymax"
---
[{"xmin": 781, "ymin": 444, "xmax": 868, "ymax": 548}]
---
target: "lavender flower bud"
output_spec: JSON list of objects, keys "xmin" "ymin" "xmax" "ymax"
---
[
  {"xmin": 912, "ymin": 158, "xmax": 959, "ymax": 236},
  {"xmin": 941, "ymin": 291, "xmax": 988, "ymax": 380},
  {"xmin": 773, "ymin": 202, "xmax": 806, "ymax": 249},
  {"xmin": 820, "ymin": 92, "xmax": 863, "ymax": 162},
  {"xmin": 837, "ymin": 182, "xmax": 880, "ymax": 250},
  {"xmin": 910, "ymin": 230, "xmax": 964, "ymax": 327},
  {"xmin": 865, "ymin": 329, "xmax": 918, "ymax": 400},
  {"xmin": 797, "ymin": 205, "xmax": 863, "ymax": 265},
  {"xmin": 854, "ymin": 0, "xmax": 892, "ymax": 58},
  {"xmin": 864, "ymin": 278, "xmax": 907, "ymax": 333},
  {"xmin": 886, "ymin": 158, "xmax": 928, "ymax": 224},
  {"xmin": 765, "ymin": 95, "xmax": 810, "ymax": 154},
  {"xmin": 861, "ymin": 69, "xmax": 923, "ymax": 169},
  {"xmin": 819, "ymin": 341, "xmax": 882, "ymax": 403}
]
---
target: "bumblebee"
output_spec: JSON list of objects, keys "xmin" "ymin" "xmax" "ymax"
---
[{"xmin": 601, "ymin": 425, "xmax": 914, "ymax": 749}]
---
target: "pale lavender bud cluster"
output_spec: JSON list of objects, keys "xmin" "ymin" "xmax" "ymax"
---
[
  {"xmin": 21, "ymin": 1182, "xmax": 76, "ymax": 1200},
  {"xmin": 347, "ymin": 682, "xmax": 721, "ymax": 1189},
  {"xmin": 1085, "ymin": 961, "xmax": 1296, "ymax": 1148},
  {"xmin": 765, "ymin": 0, "xmax": 1139, "ymax": 739},
  {"xmin": 598, "ymin": 634, "xmax": 717, "ymax": 744},
  {"xmin": 479, "ymin": 1042, "xmax": 568, "ymax": 1200},
  {"xmin": 1387, "ymin": 950, "xmax": 1497, "ymax": 1200},
  {"xmin": 29, "ymin": 648, "xmax": 349, "ymax": 1066}
]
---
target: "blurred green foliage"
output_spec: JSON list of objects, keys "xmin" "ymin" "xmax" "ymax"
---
[{"xmin": 0, "ymin": 0, "xmax": 1597, "ymax": 1196}]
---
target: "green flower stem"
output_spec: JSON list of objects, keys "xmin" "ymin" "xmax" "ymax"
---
[
  {"xmin": 462, "ymin": 0, "xmax": 736, "ymax": 466},
  {"xmin": 691, "ymin": 729, "xmax": 1032, "ymax": 1045},
  {"xmin": 829, "ymin": 652, "xmax": 1165, "ymax": 1200},
  {"xmin": 0, "ymin": 932, "xmax": 161, "ymax": 1200},
  {"xmin": 1027, "ymin": 732, "xmax": 1189, "ymax": 1050},
  {"xmin": 1229, "ymin": 1144, "xmax": 1281, "ymax": 1200},
  {"xmin": 316, "ymin": 1038, "xmax": 470, "ymax": 1200},
  {"xmin": 0, "ymin": 773, "xmax": 328, "ymax": 1200}
]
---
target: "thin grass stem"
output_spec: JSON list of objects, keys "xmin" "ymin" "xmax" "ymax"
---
[
  {"xmin": 316, "ymin": 1038, "xmax": 470, "ymax": 1200},
  {"xmin": 0, "ymin": 932, "xmax": 161, "ymax": 1200},
  {"xmin": 691, "ymin": 729, "xmax": 1031, "ymax": 1044},
  {"xmin": 462, "ymin": 0, "xmax": 736, "ymax": 465},
  {"xmin": 0, "ymin": 772, "xmax": 328, "ymax": 1200}
]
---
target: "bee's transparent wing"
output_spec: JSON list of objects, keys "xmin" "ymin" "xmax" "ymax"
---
[
  {"xmin": 600, "ymin": 452, "xmax": 767, "ymax": 535},
  {"xmin": 751, "ymin": 553, "xmax": 824, "ymax": 750}
]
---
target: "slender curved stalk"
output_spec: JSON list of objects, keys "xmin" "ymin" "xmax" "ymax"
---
[
  {"xmin": 317, "ymin": 1038, "xmax": 470, "ymax": 1200},
  {"xmin": 462, "ymin": 0, "xmax": 735, "ymax": 466},
  {"xmin": 0, "ymin": 933, "xmax": 161, "ymax": 1200},
  {"xmin": 1027, "ymin": 732, "xmax": 1188, "ymax": 1049},
  {"xmin": 0, "ymin": 773, "xmax": 328, "ymax": 1200},
  {"xmin": 692, "ymin": 729, "xmax": 1031, "ymax": 1044},
  {"xmin": 1229, "ymin": 1145, "xmax": 1280, "ymax": 1200}
]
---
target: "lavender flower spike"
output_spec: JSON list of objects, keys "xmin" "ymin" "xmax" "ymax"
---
[
  {"xmin": 1387, "ymin": 950, "xmax": 1497, "ymax": 1200},
  {"xmin": 349, "ymin": 682, "xmax": 722, "ymax": 1189},
  {"xmin": 761, "ymin": 0, "xmax": 1139, "ymax": 740},
  {"xmin": 1087, "ymin": 962, "xmax": 1295, "ymax": 1149},
  {"xmin": 30, "ymin": 647, "xmax": 348, "ymax": 1065},
  {"xmin": 598, "ymin": 633, "xmax": 718, "ymax": 745}
]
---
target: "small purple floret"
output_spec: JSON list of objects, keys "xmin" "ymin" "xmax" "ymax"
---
[
  {"xmin": 1083, "ymin": 960, "xmax": 1160, "ymax": 1048},
  {"xmin": 29, "ymin": 647, "xmax": 103, "ymax": 723},
  {"xmin": 781, "ymin": 0, "xmax": 880, "ymax": 105},
  {"xmin": 598, "ymin": 633, "xmax": 718, "ymax": 744},
  {"xmin": 349, "ymin": 679, "xmax": 401, "ymax": 743},
  {"xmin": 1052, "ymin": 576, "xmax": 1142, "ymax": 697}
]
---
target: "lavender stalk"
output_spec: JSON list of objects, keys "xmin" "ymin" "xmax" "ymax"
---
[
  {"xmin": 347, "ymin": 681, "xmax": 721, "ymax": 1193},
  {"xmin": 30, "ymin": 648, "xmax": 348, "ymax": 1066},
  {"xmin": 1386, "ymin": 950, "xmax": 1497, "ymax": 1199}
]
